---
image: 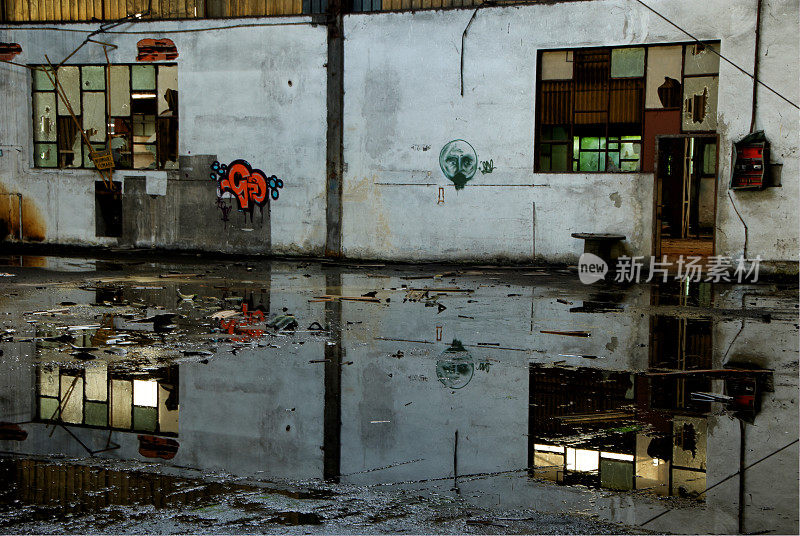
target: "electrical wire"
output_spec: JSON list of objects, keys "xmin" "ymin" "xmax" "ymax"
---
[
  {"xmin": 632, "ymin": 0, "xmax": 799, "ymax": 110},
  {"xmin": 0, "ymin": 20, "xmax": 315, "ymax": 34}
]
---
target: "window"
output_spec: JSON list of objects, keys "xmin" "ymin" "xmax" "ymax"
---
[
  {"xmin": 32, "ymin": 63, "xmax": 178, "ymax": 170},
  {"xmin": 536, "ymin": 43, "xmax": 719, "ymax": 173},
  {"xmin": 36, "ymin": 363, "xmax": 179, "ymax": 436}
]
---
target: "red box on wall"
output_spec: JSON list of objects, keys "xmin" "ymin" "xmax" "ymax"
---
[{"xmin": 731, "ymin": 136, "xmax": 769, "ymax": 190}]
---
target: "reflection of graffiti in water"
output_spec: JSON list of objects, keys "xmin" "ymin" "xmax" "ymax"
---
[
  {"xmin": 210, "ymin": 160, "xmax": 283, "ymax": 218},
  {"xmin": 436, "ymin": 339, "xmax": 474, "ymax": 389},
  {"xmin": 219, "ymin": 302, "xmax": 267, "ymax": 342}
]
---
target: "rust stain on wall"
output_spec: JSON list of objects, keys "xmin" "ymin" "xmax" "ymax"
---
[{"xmin": 0, "ymin": 183, "xmax": 47, "ymax": 241}]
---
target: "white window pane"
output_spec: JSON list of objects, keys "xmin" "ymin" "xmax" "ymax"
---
[
  {"xmin": 133, "ymin": 379, "xmax": 158, "ymax": 407},
  {"xmin": 56, "ymin": 66, "xmax": 81, "ymax": 116}
]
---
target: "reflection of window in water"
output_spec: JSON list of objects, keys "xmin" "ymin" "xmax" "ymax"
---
[
  {"xmin": 527, "ymin": 365, "xmax": 707, "ymax": 499},
  {"xmin": 36, "ymin": 364, "xmax": 178, "ymax": 435}
]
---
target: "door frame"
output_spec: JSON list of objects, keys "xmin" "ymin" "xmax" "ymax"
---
[{"xmin": 652, "ymin": 133, "xmax": 719, "ymax": 258}]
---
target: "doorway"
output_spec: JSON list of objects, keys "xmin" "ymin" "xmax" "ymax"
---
[{"xmin": 653, "ymin": 135, "xmax": 717, "ymax": 261}]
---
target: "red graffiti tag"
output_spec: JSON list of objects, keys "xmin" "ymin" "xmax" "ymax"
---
[
  {"xmin": 219, "ymin": 302, "xmax": 266, "ymax": 342},
  {"xmin": 220, "ymin": 161, "xmax": 268, "ymax": 210}
]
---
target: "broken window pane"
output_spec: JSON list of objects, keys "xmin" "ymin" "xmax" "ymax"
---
[
  {"xmin": 85, "ymin": 401, "xmax": 108, "ymax": 427},
  {"xmin": 111, "ymin": 379, "xmax": 132, "ymax": 428},
  {"xmin": 645, "ymin": 45, "xmax": 682, "ymax": 108},
  {"xmin": 682, "ymin": 76, "xmax": 718, "ymax": 131},
  {"xmin": 684, "ymin": 43, "xmax": 720, "ymax": 75},
  {"xmin": 32, "ymin": 67, "xmax": 55, "ymax": 90},
  {"xmin": 109, "ymin": 118, "xmax": 133, "ymax": 169},
  {"xmin": 83, "ymin": 143, "xmax": 106, "ymax": 168},
  {"xmin": 33, "ymin": 92, "xmax": 56, "ymax": 142},
  {"xmin": 610, "ymin": 47, "xmax": 645, "ymax": 78},
  {"xmin": 57, "ymin": 116, "xmax": 82, "ymax": 168},
  {"xmin": 34, "ymin": 143, "xmax": 57, "ymax": 167},
  {"xmin": 579, "ymin": 151, "xmax": 600, "ymax": 171},
  {"xmin": 60, "ymin": 375, "xmax": 84, "ymax": 424},
  {"xmin": 131, "ymin": 64, "xmax": 156, "ymax": 90},
  {"xmin": 157, "ymin": 65, "xmax": 178, "ymax": 115},
  {"xmin": 109, "ymin": 65, "xmax": 131, "ymax": 116},
  {"xmin": 56, "ymin": 66, "xmax": 81, "ymax": 115},
  {"xmin": 83, "ymin": 92, "xmax": 106, "ymax": 142},
  {"xmin": 81, "ymin": 65, "xmax": 106, "ymax": 90},
  {"xmin": 158, "ymin": 384, "xmax": 179, "ymax": 434},
  {"xmin": 541, "ymin": 50, "xmax": 573, "ymax": 80}
]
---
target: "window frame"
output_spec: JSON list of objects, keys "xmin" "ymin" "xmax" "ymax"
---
[
  {"xmin": 30, "ymin": 62, "xmax": 178, "ymax": 172},
  {"xmin": 534, "ymin": 41, "xmax": 720, "ymax": 174}
]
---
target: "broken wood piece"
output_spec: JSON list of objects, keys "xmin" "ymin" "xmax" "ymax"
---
[
  {"xmin": 26, "ymin": 308, "xmax": 70, "ymax": 315},
  {"xmin": 210, "ymin": 310, "xmax": 239, "ymax": 319},
  {"xmin": 540, "ymin": 330, "xmax": 591, "ymax": 337},
  {"xmin": 556, "ymin": 298, "xmax": 574, "ymax": 305}
]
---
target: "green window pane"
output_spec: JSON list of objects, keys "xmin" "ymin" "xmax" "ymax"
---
[
  {"xmin": 598, "ymin": 153, "xmax": 606, "ymax": 172},
  {"xmin": 540, "ymin": 156, "xmax": 552, "ymax": 171},
  {"xmin": 579, "ymin": 152, "xmax": 600, "ymax": 171},
  {"xmin": 608, "ymin": 143, "xmax": 620, "ymax": 151},
  {"xmin": 33, "ymin": 67, "xmax": 56, "ymax": 90},
  {"xmin": 621, "ymin": 143, "xmax": 640, "ymax": 160},
  {"xmin": 56, "ymin": 66, "xmax": 81, "ymax": 116},
  {"xmin": 552, "ymin": 127, "xmax": 569, "ymax": 140},
  {"xmin": 39, "ymin": 397, "xmax": 59, "ymax": 421},
  {"xmin": 551, "ymin": 145, "xmax": 568, "ymax": 171},
  {"xmin": 81, "ymin": 66, "xmax": 106, "ymax": 90},
  {"xmin": 621, "ymin": 160, "xmax": 640, "ymax": 172},
  {"xmin": 34, "ymin": 143, "xmax": 57, "ymax": 167},
  {"xmin": 573, "ymin": 137, "xmax": 580, "ymax": 154},
  {"xmin": 702, "ymin": 144, "xmax": 716, "ymax": 175},
  {"xmin": 131, "ymin": 65, "xmax": 156, "ymax": 90},
  {"xmin": 33, "ymin": 92, "xmax": 56, "ymax": 142},
  {"xmin": 133, "ymin": 406, "xmax": 158, "ymax": 432},
  {"xmin": 607, "ymin": 152, "xmax": 620, "ymax": 171},
  {"xmin": 611, "ymin": 47, "xmax": 645, "ymax": 78},
  {"xmin": 600, "ymin": 459, "xmax": 634, "ymax": 491},
  {"xmin": 580, "ymin": 137, "xmax": 599, "ymax": 150},
  {"xmin": 621, "ymin": 135, "xmax": 642, "ymax": 141},
  {"xmin": 85, "ymin": 401, "xmax": 108, "ymax": 427}
]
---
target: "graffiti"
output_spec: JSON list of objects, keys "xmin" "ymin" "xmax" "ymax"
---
[
  {"xmin": 215, "ymin": 197, "xmax": 233, "ymax": 225},
  {"xmin": 479, "ymin": 159, "xmax": 494, "ymax": 174},
  {"xmin": 439, "ymin": 140, "xmax": 477, "ymax": 190},
  {"xmin": 211, "ymin": 160, "xmax": 283, "ymax": 217},
  {"xmin": 219, "ymin": 301, "xmax": 267, "ymax": 342}
]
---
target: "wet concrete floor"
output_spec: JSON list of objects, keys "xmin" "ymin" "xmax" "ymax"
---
[{"xmin": 0, "ymin": 253, "xmax": 797, "ymax": 534}]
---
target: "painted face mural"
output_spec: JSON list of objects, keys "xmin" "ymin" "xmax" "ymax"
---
[{"xmin": 439, "ymin": 140, "xmax": 477, "ymax": 190}]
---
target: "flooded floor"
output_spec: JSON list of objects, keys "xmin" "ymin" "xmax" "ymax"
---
[{"xmin": 0, "ymin": 253, "xmax": 797, "ymax": 534}]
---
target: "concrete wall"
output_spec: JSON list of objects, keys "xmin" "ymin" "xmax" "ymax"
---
[
  {"xmin": 0, "ymin": 17, "xmax": 328, "ymax": 255},
  {"xmin": 1, "ymin": 0, "xmax": 798, "ymax": 266},
  {"xmin": 342, "ymin": 0, "xmax": 799, "ymax": 265}
]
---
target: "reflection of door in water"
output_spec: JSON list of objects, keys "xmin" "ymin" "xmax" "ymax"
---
[{"xmin": 654, "ymin": 136, "xmax": 717, "ymax": 260}]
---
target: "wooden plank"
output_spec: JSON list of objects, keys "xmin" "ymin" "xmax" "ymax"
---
[
  {"xmin": 69, "ymin": 0, "xmax": 77, "ymax": 20},
  {"xmin": 421, "ymin": 0, "xmax": 431, "ymax": 8}
]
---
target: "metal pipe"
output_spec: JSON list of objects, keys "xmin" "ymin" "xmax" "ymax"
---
[{"xmin": 750, "ymin": 0, "xmax": 763, "ymax": 133}]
